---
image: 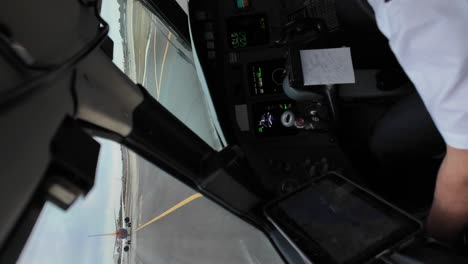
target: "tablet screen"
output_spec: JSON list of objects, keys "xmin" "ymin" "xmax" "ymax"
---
[{"xmin": 266, "ymin": 174, "xmax": 420, "ymax": 263}]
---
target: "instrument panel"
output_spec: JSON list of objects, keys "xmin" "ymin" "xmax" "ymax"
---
[
  {"xmin": 248, "ymin": 59, "xmax": 285, "ymax": 96},
  {"xmin": 189, "ymin": 0, "xmax": 357, "ymax": 193},
  {"xmin": 227, "ymin": 15, "xmax": 269, "ymax": 49},
  {"xmin": 189, "ymin": 0, "xmax": 343, "ymax": 139}
]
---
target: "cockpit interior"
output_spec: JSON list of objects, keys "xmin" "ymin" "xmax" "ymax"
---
[
  {"xmin": 187, "ymin": 0, "xmax": 467, "ymax": 262},
  {"xmin": 2, "ymin": 0, "xmax": 468, "ymax": 263},
  {"xmin": 189, "ymin": 0, "xmax": 436, "ymax": 210}
]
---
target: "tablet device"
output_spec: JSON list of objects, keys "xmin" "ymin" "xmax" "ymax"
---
[{"xmin": 264, "ymin": 173, "xmax": 422, "ymax": 264}]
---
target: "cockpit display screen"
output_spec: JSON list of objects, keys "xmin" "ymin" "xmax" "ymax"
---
[
  {"xmin": 265, "ymin": 173, "xmax": 422, "ymax": 263},
  {"xmin": 234, "ymin": 0, "xmax": 250, "ymax": 9},
  {"xmin": 248, "ymin": 60, "xmax": 285, "ymax": 95},
  {"xmin": 253, "ymin": 101, "xmax": 298, "ymax": 137},
  {"xmin": 227, "ymin": 15, "xmax": 269, "ymax": 49}
]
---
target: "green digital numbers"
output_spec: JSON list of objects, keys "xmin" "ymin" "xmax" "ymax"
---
[{"xmin": 231, "ymin": 32, "xmax": 247, "ymax": 48}]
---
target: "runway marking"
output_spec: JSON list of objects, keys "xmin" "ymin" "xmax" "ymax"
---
[
  {"xmin": 157, "ymin": 32, "xmax": 172, "ymax": 100},
  {"xmin": 153, "ymin": 25, "xmax": 160, "ymax": 98},
  {"xmin": 138, "ymin": 11, "xmax": 145, "ymax": 82},
  {"xmin": 135, "ymin": 193, "xmax": 202, "ymax": 233}
]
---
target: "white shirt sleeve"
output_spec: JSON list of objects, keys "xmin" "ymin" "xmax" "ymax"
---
[{"xmin": 368, "ymin": 0, "xmax": 468, "ymax": 149}]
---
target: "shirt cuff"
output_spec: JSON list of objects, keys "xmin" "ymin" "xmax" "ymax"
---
[{"xmin": 443, "ymin": 131, "xmax": 468, "ymax": 150}]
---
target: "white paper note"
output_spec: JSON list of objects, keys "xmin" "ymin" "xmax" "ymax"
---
[{"xmin": 300, "ymin": 48, "xmax": 355, "ymax": 86}]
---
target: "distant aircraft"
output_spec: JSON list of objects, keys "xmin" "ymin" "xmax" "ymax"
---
[{"xmin": 88, "ymin": 211, "xmax": 132, "ymax": 253}]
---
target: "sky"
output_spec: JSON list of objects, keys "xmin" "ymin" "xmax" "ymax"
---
[
  {"xmin": 18, "ymin": 139, "xmax": 123, "ymax": 264},
  {"xmin": 102, "ymin": 0, "xmax": 125, "ymax": 70},
  {"xmin": 17, "ymin": 1, "xmax": 125, "ymax": 263}
]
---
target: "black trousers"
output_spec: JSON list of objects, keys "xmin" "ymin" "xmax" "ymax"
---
[
  {"xmin": 368, "ymin": 93, "xmax": 445, "ymax": 209},
  {"xmin": 369, "ymin": 93, "xmax": 445, "ymax": 163}
]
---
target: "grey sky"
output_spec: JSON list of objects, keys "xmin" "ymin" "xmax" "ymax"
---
[
  {"xmin": 102, "ymin": 0, "xmax": 125, "ymax": 70},
  {"xmin": 18, "ymin": 1, "xmax": 125, "ymax": 262}
]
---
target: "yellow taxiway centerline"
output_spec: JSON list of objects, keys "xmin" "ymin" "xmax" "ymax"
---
[
  {"xmin": 153, "ymin": 26, "xmax": 160, "ymax": 98},
  {"xmin": 135, "ymin": 193, "xmax": 203, "ymax": 233},
  {"xmin": 157, "ymin": 32, "xmax": 172, "ymax": 100}
]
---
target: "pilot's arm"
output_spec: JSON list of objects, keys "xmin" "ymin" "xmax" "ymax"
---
[{"xmin": 368, "ymin": 0, "xmax": 468, "ymax": 242}]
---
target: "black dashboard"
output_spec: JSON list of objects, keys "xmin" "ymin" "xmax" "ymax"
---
[
  {"xmin": 188, "ymin": 0, "xmax": 360, "ymax": 193},
  {"xmin": 188, "ymin": 0, "xmax": 410, "ymax": 194}
]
